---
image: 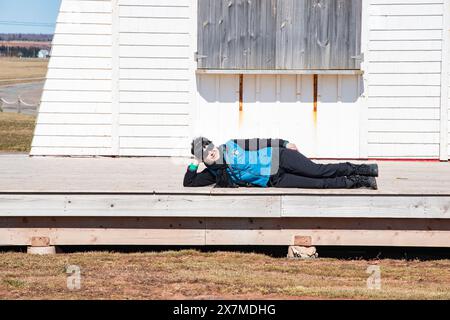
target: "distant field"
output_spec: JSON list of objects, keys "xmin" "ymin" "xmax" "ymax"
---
[
  {"xmin": 0, "ymin": 112, "xmax": 36, "ymax": 152},
  {"xmin": 1, "ymin": 250, "xmax": 449, "ymax": 300},
  {"xmin": 0, "ymin": 41, "xmax": 51, "ymax": 48},
  {"xmin": 0, "ymin": 58, "xmax": 48, "ymax": 85}
]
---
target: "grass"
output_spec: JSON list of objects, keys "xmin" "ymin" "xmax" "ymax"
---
[
  {"xmin": 0, "ymin": 250, "xmax": 449, "ymax": 300},
  {"xmin": 0, "ymin": 58, "xmax": 48, "ymax": 85},
  {"xmin": 0, "ymin": 112, "xmax": 36, "ymax": 152}
]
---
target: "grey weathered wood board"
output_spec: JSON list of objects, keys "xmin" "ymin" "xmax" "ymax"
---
[{"xmin": 197, "ymin": 0, "xmax": 362, "ymax": 70}]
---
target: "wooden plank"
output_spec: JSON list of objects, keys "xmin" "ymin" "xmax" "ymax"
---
[
  {"xmin": 120, "ymin": 46, "xmax": 190, "ymax": 58},
  {"xmin": 205, "ymin": 217, "xmax": 450, "ymax": 247},
  {"xmin": 119, "ymin": 0, "xmax": 189, "ymax": 5},
  {"xmin": 46, "ymin": 69, "xmax": 112, "ymax": 80},
  {"xmin": 30, "ymin": 147, "xmax": 113, "ymax": 156},
  {"xmin": 119, "ymin": 125, "xmax": 189, "ymax": 137},
  {"xmin": 1, "ymin": 217, "xmax": 450, "ymax": 247},
  {"xmin": 368, "ymin": 108, "xmax": 440, "ymax": 120},
  {"xmin": 44, "ymin": 79, "xmax": 111, "ymax": 91},
  {"xmin": 120, "ymin": 137, "xmax": 190, "ymax": 149},
  {"xmin": 119, "ymin": 92, "xmax": 190, "ymax": 103},
  {"xmin": 39, "ymin": 102, "xmax": 112, "ymax": 114},
  {"xmin": 34, "ymin": 124, "xmax": 111, "ymax": 136},
  {"xmin": 281, "ymin": 195, "xmax": 450, "ymax": 219},
  {"xmin": 57, "ymin": 12, "xmax": 112, "ymax": 24},
  {"xmin": 119, "ymin": 103, "xmax": 189, "ymax": 114},
  {"xmin": 369, "ymin": 74, "xmax": 441, "ymax": 86},
  {"xmin": 48, "ymin": 56, "xmax": 112, "ymax": 72},
  {"xmin": 120, "ymin": 114, "xmax": 189, "ymax": 126},
  {"xmin": 369, "ymin": 51, "xmax": 442, "ymax": 62},
  {"xmin": 119, "ymin": 6, "xmax": 190, "ymax": 18},
  {"xmin": 369, "ymin": 16, "xmax": 442, "ymax": 30},
  {"xmin": 41, "ymin": 91, "xmax": 112, "ymax": 103},
  {"xmin": 120, "ymin": 58, "xmax": 189, "ymax": 69},
  {"xmin": 368, "ymin": 62, "xmax": 441, "ymax": 73},
  {"xmin": 120, "ymin": 69, "xmax": 189, "ymax": 80},
  {"xmin": 369, "ymin": 40, "xmax": 442, "ymax": 51},
  {"xmin": 32, "ymin": 136, "xmax": 112, "ymax": 148},
  {"xmin": 370, "ymin": 30, "xmax": 443, "ymax": 41},
  {"xmin": 368, "ymin": 97, "xmax": 440, "ymax": 108},
  {"xmin": 120, "ymin": 79, "xmax": 189, "ymax": 92},
  {"xmin": 368, "ymin": 143, "xmax": 439, "ymax": 158},
  {"xmin": 368, "ymin": 132, "xmax": 440, "ymax": 144},
  {"xmin": 52, "ymin": 34, "xmax": 112, "ymax": 46},
  {"xmin": 119, "ymin": 33, "xmax": 190, "ymax": 46},
  {"xmin": 196, "ymin": 69, "xmax": 363, "ymax": 75},
  {"xmin": 50, "ymin": 45, "xmax": 112, "ymax": 58},
  {"xmin": 370, "ymin": 3, "xmax": 444, "ymax": 16},
  {"xmin": 366, "ymin": 85, "xmax": 440, "ymax": 97},
  {"xmin": 0, "ymin": 217, "xmax": 205, "ymax": 246},
  {"xmin": 54, "ymin": 23, "xmax": 112, "ymax": 35},
  {"xmin": 1, "ymin": 193, "xmax": 450, "ymax": 219},
  {"xmin": 0, "ymin": 195, "xmax": 281, "ymax": 217},
  {"xmin": 119, "ymin": 17, "xmax": 190, "ymax": 33},
  {"xmin": 368, "ymin": 119, "xmax": 440, "ymax": 132}
]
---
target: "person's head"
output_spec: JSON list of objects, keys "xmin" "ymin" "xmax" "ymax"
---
[{"xmin": 191, "ymin": 136, "xmax": 220, "ymax": 165}]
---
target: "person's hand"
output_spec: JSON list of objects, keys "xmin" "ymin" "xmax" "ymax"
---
[{"xmin": 286, "ymin": 143, "xmax": 298, "ymax": 151}]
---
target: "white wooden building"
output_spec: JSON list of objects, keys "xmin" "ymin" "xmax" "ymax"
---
[{"xmin": 31, "ymin": 0, "xmax": 450, "ymax": 160}]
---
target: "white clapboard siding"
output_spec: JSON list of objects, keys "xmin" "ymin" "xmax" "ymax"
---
[
  {"xmin": 31, "ymin": 147, "xmax": 114, "ymax": 156},
  {"xmin": 119, "ymin": 103, "xmax": 189, "ymax": 114},
  {"xmin": 55, "ymin": 23, "xmax": 112, "ymax": 35},
  {"xmin": 46, "ymin": 69, "xmax": 112, "ymax": 80},
  {"xmin": 44, "ymin": 79, "xmax": 111, "ymax": 91},
  {"xmin": 48, "ymin": 57, "xmax": 112, "ymax": 69},
  {"xmin": 118, "ymin": 1, "xmax": 193, "ymax": 157},
  {"xmin": 52, "ymin": 34, "xmax": 112, "ymax": 46},
  {"xmin": 119, "ymin": 33, "xmax": 190, "ymax": 46},
  {"xmin": 367, "ymin": 1, "xmax": 444, "ymax": 159},
  {"xmin": 51, "ymin": 45, "xmax": 111, "ymax": 57},
  {"xmin": 369, "ymin": 40, "xmax": 442, "ymax": 51},
  {"xmin": 40, "ymin": 102, "xmax": 112, "ymax": 114},
  {"xmin": 57, "ymin": 12, "xmax": 111, "ymax": 24},
  {"xmin": 31, "ymin": 0, "xmax": 448, "ymax": 159},
  {"xmin": 120, "ymin": 58, "xmax": 189, "ymax": 69},
  {"xmin": 197, "ymin": 73, "xmax": 361, "ymax": 158},
  {"xmin": 31, "ymin": 0, "xmax": 113, "ymax": 156}
]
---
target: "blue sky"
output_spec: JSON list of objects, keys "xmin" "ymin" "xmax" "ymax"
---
[{"xmin": 0, "ymin": 0, "xmax": 61, "ymax": 34}]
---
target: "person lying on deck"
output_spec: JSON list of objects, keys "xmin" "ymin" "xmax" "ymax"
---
[{"xmin": 183, "ymin": 137, "xmax": 378, "ymax": 189}]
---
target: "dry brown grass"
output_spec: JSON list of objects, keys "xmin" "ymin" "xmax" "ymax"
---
[
  {"xmin": 0, "ymin": 112, "xmax": 36, "ymax": 152},
  {"xmin": 0, "ymin": 58, "xmax": 48, "ymax": 85},
  {"xmin": 1, "ymin": 250, "xmax": 449, "ymax": 300}
]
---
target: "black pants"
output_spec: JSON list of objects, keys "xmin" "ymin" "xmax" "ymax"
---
[{"xmin": 268, "ymin": 148, "xmax": 353, "ymax": 189}]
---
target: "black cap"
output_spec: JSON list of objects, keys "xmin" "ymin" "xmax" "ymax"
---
[{"xmin": 191, "ymin": 136, "xmax": 213, "ymax": 160}]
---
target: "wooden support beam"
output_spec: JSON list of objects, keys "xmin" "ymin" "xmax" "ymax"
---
[{"xmin": 0, "ymin": 217, "xmax": 449, "ymax": 248}]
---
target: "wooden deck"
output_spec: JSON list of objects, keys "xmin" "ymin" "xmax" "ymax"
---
[{"xmin": 1, "ymin": 154, "xmax": 450, "ymax": 249}]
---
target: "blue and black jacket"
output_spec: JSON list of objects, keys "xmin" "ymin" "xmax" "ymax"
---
[{"xmin": 183, "ymin": 138, "xmax": 289, "ymax": 187}]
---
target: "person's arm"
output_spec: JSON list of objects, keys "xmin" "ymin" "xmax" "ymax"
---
[
  {"xmin": 233, "ymin": 138, "xmax": 289, "ymax": 151},
  {"xmin": 183, "ymin": 162, "xmax": 216, "ymax": 187}
]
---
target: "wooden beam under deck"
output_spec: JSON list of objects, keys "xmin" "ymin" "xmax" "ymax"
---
[{"xmin": 1, "ymin": 217, "xmax": 450, "ymax": 248}]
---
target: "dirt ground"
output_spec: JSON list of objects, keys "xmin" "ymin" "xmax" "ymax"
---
[{"xmin": 1, "ymin": 250, "xmax": 449, "ymax": 300}]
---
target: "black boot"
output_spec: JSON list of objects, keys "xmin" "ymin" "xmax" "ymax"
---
[
  {"xmin": 346, "ymin": 162, "xmax": 378, "ymax": 177},
  {"xmin": 345, "ymin": 175, "xmax": 378, "ymax": 190}
]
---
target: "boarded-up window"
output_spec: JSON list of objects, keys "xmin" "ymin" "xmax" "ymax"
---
[{"xmin": 197, "ymin": 0, "xmax": 362, "ymax": 70}]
